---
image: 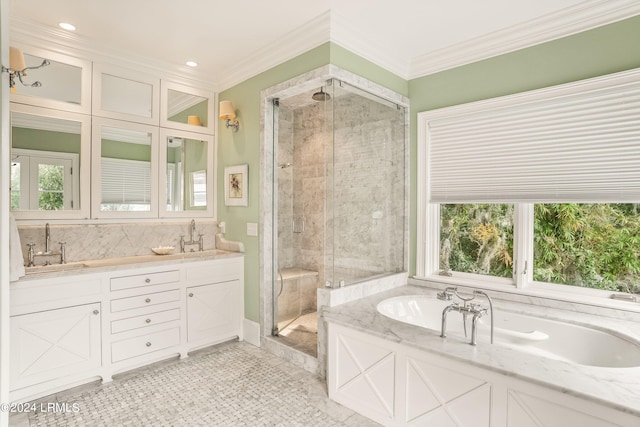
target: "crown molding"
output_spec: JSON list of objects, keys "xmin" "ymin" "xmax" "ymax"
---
[
  {"xmin": 329, "ymin": 10, "xmax": 410, "ymax": 79},
  {"xmin": 409, "ymin": 0, "xmax": 640, "ymax": 79},
  {"xmin": 9, "ymin": 17, "xmax": 216, "ymax": 89},
  {"xmin": 216, "ymin": 11, "xmax": 332, "ymax": 92}
]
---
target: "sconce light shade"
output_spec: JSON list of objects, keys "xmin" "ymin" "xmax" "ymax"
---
[
  {"xmin": 219, "ymin": 100, "xmax": 239, "ymax": 132},
  {"xmin": 187, "ymin": 115, "xmax": 202, "ymax": 126},
  {"xmin": 219, "ymin": 101, "xmax": 236, "ymax": 120},
  {"xmin": 9, "ymin": 47, "xmax": 26, "ymax": 73}
]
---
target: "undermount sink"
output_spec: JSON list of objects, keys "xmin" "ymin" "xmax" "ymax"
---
[
  {"xmin": 24, "ymin": 262, "xmax": 86, "ymax": 274},
  {"xmin": 24, "ymin": 249, "xmax": 229, "ymax": 274}
]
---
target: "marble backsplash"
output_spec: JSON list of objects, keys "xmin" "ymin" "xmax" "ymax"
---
[{"xmin": 17, "ymin": 220, "xmax": 219, "ymax": 263}]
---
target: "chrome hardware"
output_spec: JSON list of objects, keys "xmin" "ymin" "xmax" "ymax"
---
[
  {"xmin": 437, "ymin": 287, "xmax": 457, "ymax": 301},
  {"xmin": 145, "ymin": 318, "xmax": 151, "ymax": 323},
  {"xmin": 93, "ymin": 310, "xmax": 99, "ymax": 315},
  {"xmin": 440, "ymin": 288, "xmax": 495, "ymax": 346},
  {"xmin": 145, "ymin": 298, "xmax": 151, "ymax": 303},
  {"xmin": 339, "ymin": 280, "xmax": 345, "ymax": 288},
  {"xmin": 26, "ymin": 243, "xmax": 35, "ymax": 267},
  {"xmin": 181, "ymin": 219, "xmax": 203, "ymax": 252},
  {"xmin": 145, "ymin": 278, "xmax": 151, "ymax": 283},
  {"xmin": 59, "ymin": 242, "xmax": 66, "ymax": 264},
  {"xmin": 188, "ymin": 293, "xmax": 194, "ymax": 297},
  {"xmin": 146, "ymin": 342, "xmax": 152, "ymax": 347},
  {"xmin": 45, "ymin": 223, "xmax": 50, "ymax": 253},
  {"xmin": 438, "ymin": 269, "xmax": 453, "ymax": 277}
]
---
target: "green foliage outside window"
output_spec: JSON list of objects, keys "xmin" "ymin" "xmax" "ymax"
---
[
  {"xmin": 439, "ymin": 203, "xmax": 640, "ymax": 295},
  {"xmin": 37, "ymin": 164, "xmax": 64, "ymax": 210},
  {"xmin": 534, "ymin": 204, "xmax": 640, "ymax": 294},
  {"xmin": 440, "ymin": 204, "xmax": 514, "ymax": 278}
]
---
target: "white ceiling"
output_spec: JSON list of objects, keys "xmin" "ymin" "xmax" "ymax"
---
[{"xmin": 9, "ymin": 0, "xmax": 640, "ymax": 91}]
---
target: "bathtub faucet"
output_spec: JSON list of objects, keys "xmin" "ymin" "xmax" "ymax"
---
[{"xmin": 440, "ymin": 288, "xmax": 494, "ymax": 345}]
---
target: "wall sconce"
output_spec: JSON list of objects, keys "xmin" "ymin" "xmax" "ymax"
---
[
  {"xmin": 219, "ymin": 100, "xmax": 239, "ymax": 132},
  {"xmin": 1, "ymin": 47, "xmax": 50, "ymax": 91}
]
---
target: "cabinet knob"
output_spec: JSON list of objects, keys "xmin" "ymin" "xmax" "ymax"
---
[
  {"xmin": 188, "ymin": 293, "xmax": 194, "ymax": 297},
  {"xmin": 146, "ymin": 342, "xmax": 152, "ymax": 347},
  {"xmin": 145, "ymin": 318, "xmax": 151, "ymax": 324},
  {"xmin": 145, "ymin": 278, "xmax": 151, "ymax": 283},
  {"xmin": 93, "ymin": 310, "xmax": 99, "ymax": 315},
  {"xmin": 145, "ymin": 298, "xmax": 151, "ymax": 303}
]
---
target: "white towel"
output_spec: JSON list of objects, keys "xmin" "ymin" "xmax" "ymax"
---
[{"xmin": 9, "ymin": 214, "xmax": 25, "ymax": 281}]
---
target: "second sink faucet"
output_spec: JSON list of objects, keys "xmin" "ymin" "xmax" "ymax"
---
[{"xmin": 180, "ymin": 219, "xmax": 204, "ymax": 252}]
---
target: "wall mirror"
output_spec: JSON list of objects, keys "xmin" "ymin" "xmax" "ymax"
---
[
  {"xmin": 91, "ymin": 118, "xmax": 158, "ymax": 218},
  {"xmin": 160, "ymin": 81, "xmax": 213, "ymax": 133},
  {"xmin": 10, "ymin": 103, "xmax": 91, "ymax": 220},
  {"xmin": 10, "ymin": 45, "xmax": 91, "ymax": 114},
  {"xmin": 92, "ymin": 64, "xmax": 159, "ymax": 125},
  {"xmin": 159, "ymin": 129, "xmax": 214, "ymax": 217}
]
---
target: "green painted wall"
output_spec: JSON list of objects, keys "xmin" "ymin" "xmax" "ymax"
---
[
  {"xmin": 407, "ymin": 14, "xmax": 640, "ymax": 275},
  {"xmin": 217, "ymin": 42, "xmax": 408, "ymax": 322},
  {"xmin": 219, "ymin": 16, "xmax": 640, "ymax": 323},
  {"xmin": 101, "ymin": 139, "xmax": 150, "ymax": 161},
  {"xmin": 169, "ymin": 100, "xmax": 209, "ymax": 127},
  {"xmin": 11, "ymin": 127, "xmax": 80, "ymax": 153}
]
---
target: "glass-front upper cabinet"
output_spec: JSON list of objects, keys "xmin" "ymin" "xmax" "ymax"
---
[
  {"xmin": 91, "ymin": 118, "xmax": 159, "ymax": 218},
  {"xmin": 10, "ymin": 103, "xmax": 91, "ymax": 220},
  {"xmin": 159, "ymin": 129, "xmax": 214, "ymax": 217},
  {"xmin": 92, "ymin": 63, "xmax": 159, "ymax": 125},
  {"xmin": 160, "ymin": 81, "xmax": 214, "ymax": 133},
  {"xmin": 10, "ymin": 45, "xmax": 91, "ymax": 114}
]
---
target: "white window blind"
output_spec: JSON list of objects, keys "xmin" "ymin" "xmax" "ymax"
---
[
  {"xmin": 423, "ymin": 70, "xmax": 640, "ymax": 203},
  {"xmin": 101, "ymin": 157, "xmax": 150, "ymax": 204}
]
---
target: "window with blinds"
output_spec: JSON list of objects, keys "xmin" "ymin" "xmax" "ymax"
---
[
  {"xmin": 416, "ymin": 68, "xmax": 640, "ymax": 300},
  {"xmin": 422, "ymin": 69, "xmax": 640, "ymax": 204},
  {"xmin": 101, "ymin": 157, "xmax": 151, "ymax": 210}
]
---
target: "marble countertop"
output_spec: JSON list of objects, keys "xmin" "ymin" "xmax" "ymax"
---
[
  {"xmin": 17, "ymin": 249, "xmax": 243, "ymax": 281},
  {"xmin": 323, "ymin": 284, "xmax": 640, "ymax": 416}
]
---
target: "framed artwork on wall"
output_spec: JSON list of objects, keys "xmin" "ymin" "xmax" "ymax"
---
[{"xmin": 224, "ymin": 164, "xmax": 248, "ymax": 206}]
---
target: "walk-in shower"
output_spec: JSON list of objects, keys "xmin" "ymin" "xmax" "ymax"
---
[{"xmin": 271, "ymin": 79, "xmax": 406, "ymax": 357}]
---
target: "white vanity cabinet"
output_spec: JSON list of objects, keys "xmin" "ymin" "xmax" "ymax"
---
[
  {"xmin": 184, "ymin": 257, "xmax": 244, "ymax": 347},
  {"xmin": 328, "ymin": 323, "xmax": 639, "ymax": 427},
  {"xmin": 9, "ymin": 254, "xmax": 244, "ymax": 403},
  {"xmin": 10, "ymin": 303, "xmax": 102, "ymax": 394}
]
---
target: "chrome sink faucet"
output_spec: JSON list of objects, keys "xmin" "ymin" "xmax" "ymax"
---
[{"xmin": 180, "ymin": 219, "xmax": 204, "ymax": 253}]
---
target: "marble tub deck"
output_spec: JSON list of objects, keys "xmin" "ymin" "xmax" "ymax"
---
[{"xmin": 322, "ymin": 285, "xmax": 640, "ymax": 417}]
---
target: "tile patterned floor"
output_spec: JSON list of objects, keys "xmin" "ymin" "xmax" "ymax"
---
[{"xmin": 10, "ymin": 341, "xmax": 380, "ymax": 427}]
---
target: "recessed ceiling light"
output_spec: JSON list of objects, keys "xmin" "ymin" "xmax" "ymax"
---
[
  {"xmin": 59, "ymin": 22, "xmax": 76, "ymax": 31},
  {"xmin": 186, "ymin": 61, "xmax": 198, "ymax": 68}
]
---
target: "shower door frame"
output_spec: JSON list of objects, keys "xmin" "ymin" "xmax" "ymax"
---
[{"xmin": 259, "ymin": 65, "xmax": 410, "ymax": 364}]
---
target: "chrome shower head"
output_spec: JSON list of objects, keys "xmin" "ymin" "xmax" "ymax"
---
[{"xmin": 312, "ymin": 87, "xmax": 330, "ymax": 101}]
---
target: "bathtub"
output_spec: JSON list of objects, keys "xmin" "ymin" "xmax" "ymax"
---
[{"xmin": 377, "ymin": 294, "xmax": 640, "ymax": 368}]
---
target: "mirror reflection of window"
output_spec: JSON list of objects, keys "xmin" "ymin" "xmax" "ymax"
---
[
  {"xmin": 100, "ymin": 126, "xmax": 152, "ymax": 211},
  {"xmin": 165, "ymin": 136, "xmax": 207, "ymax": 211},
  {"xmin": 167, "ymin": 89, "xmax": 207, "ymax": 126},
  {"xmin": 10, "ymin": 112, "xmax": 81, "ymax": 211}
]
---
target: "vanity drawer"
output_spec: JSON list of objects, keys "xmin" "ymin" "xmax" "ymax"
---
[
  {"xmin": 110, "ymin": 290, "xmax": 180, "ymax": 312},
  {"xmin": 111, "ymin": 308, "xmax": 180, "ymax": 334},
  {"xmin": 111, "ymin": 327, "xmax": 180, "ymax": 363},
  {"xmin": 110, "ymin": 270, "xmax": 180, "ymax": 291}
]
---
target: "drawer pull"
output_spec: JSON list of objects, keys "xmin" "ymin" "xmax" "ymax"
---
[
  {"xmin": 146, "ymin": 342, "xmax": 152, "ymax": 347},
  {"xmin": 145, "ymin": 298, "xmax": 151, "ymax": 303},
  {"xmin": 93, "ymin": 309, "xmax": 99, "ymax": 315},
  {"xmin": 145, "ymin": 278, "xmax": 151, "ymax": 283},
  {"xmin": 145, "ymin": 318, "xmax": 151, "ymax": 324},
  {"xmin": 188, "ymin": 293, "xmax": 194, "ymax": 297}
]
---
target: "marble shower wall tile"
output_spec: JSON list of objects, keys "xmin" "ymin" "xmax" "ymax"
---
[{"xmin": 17, "ymin": 221, "xmax": 219, "ymax": 262}]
